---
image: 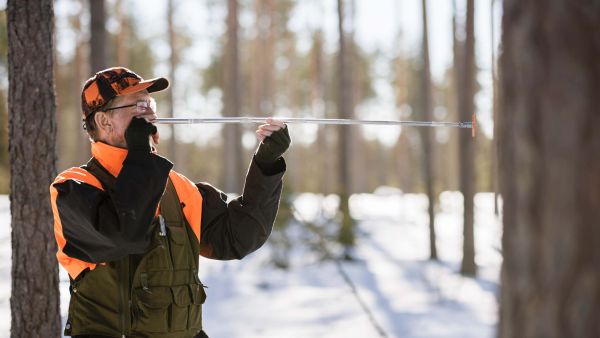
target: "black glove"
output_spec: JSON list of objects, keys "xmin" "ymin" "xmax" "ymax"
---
[
  {"xmin": 125, "ymin": 117, "xmax": 157, "ymax": 152},
  {"xmin": 255, "ymin": 125, "xmax": 291, "ymax": 168}
]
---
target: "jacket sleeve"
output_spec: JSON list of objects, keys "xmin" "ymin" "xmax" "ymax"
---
[
  {"xmin": 196, "ymin": 156, "xmax": 285, "ymax": 260},
  {"xmin": 51, "ymin": 151, "xmax": 173, "ymax": 264}
]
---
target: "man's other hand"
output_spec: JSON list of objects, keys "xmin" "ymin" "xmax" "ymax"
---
[{"xmin": 255, "ymin": 118, "xmax": 291, "ymax": 166}]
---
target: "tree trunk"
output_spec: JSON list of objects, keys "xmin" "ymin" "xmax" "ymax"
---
[
  {"xmin": 310, "ymin": 30, "xmax": 331, "ymax": 193},
  {"xmin": 7, "ymin": 0, "xmax": 61, "ymax": 336},
  {"xmin": 420, "ymin": 0, "xmax": 437, "ymax": 260},
  {"xmin": 491, "ymin": 0, "xmax": 499, "ymax": 216},
  {"xmin": 336, "ymin": 0, "xmax": 355, "ymax": 250},
  {"xmin": 115, "ymin": 0, "xmax": 129, "ymax": 66},
  {"xmin": 251, "ymin": 0, "xmax": 275, "ymax": 116},
  {"xmin": 348, "ymin": 0, "xmax": 365, "ymax": 194},
  {"xmin": 73, "ymin": 0, "xmax": 89, "ymax": 163},
  {"xmin": 223, "ymin": 0, "xmax": 243, "ymax": 193},
  {"xmin": 498, "ymin": 0, "xmax": 600, "ymax": 337},
  {"xmin": 89, "ymin": 0, "xmax": 107, "ymax": 73},
  {"xmin": 166, "ymin": 0, "xmax": 178, "ymax": 165},
  {"xmin": 458, "ymin": 0, "xmax": 476, "ymax": 276},
  {"xmin": 0, "ymin": 90, "xmax": 8, "ymax": 193}
]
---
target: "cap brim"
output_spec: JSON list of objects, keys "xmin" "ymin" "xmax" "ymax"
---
[{"xmin": 117, "ymin": 77, "xmax": 170, "ymax": 96}]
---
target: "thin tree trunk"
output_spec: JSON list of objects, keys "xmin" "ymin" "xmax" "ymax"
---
[
  {"xmin": 498, "ymin": 0, "xmax": 600, "ymax": 337},
  {"xmin": 7, "ymin": 0, "xmax": 61, "ymax": 336},
  {"xmin": 310, "ymin": 30, "xmax": 330, "ymax": 193},
  {"xmin": 223, "ymin": 0, "xmax": 243, "ymax": 193},
  {"xmin": 74, "ymin": 0, "xmax": 89, "ymax": 162},
  {"xmin": 491, "ymin": 0, "xmax": 499, "ymax": 216},
  {"xmin": 166, "ymin": 0, "xmax": 178, "ymax": 165},
  {"xmin": 393, "ymin": 1, "xmax": 414, "ymax": 195},
  {"xmin": 252, "ymin": 0, "xmax": 274, "ymax": 116},
  {"xmin": 89, "ymin": 0, "xmax": 107, "ymax": 72},
  {"xmin": 458, "ymin": 0, "xmax": 476, "ymax": 276},
  {"xmin": 336, "ymin": 0, "xmax": 355, "ymax": 250},
  {"xmin": 420, "ymin": 0, "xmax": 437, "ymax": 260},
  {"xmin": 348, "ymin": 0, "xmax": 365, "ymax": 194},
  {"xmin": 115, "ymin": 0, "xmax": 129, "ymax": 66}
]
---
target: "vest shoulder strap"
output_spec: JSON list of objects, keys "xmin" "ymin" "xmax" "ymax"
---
[{"xmin": 160, "ymin": 178, "xmax": 185, "ymax": 224}]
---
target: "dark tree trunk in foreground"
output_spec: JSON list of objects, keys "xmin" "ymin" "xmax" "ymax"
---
[
  {"xmin": 223, "ymin": 0, "xmax": 243, "ymax": 193},
  {"xmin": 0, "ymin": 91, "xmax": 8, "ymax": 192},
  {"xmin": 336, "ymin": 0, "xmax": 355, "ymax": 250},
  {"xmin": 458, "ymin": 0, "xmax": 476, "ymax": 276},
  {"xmin": 420, "ymin": 0, "xmax": 437, "ymax": 260},
  {"xmin": 7, "ymin": 0, "xmax": 61, "ymax": 336},
  {"xmin": 499, "ymin": 0, "xmax": 600, "ymax": 337},
  {"xmin": 89, "ymin": 0, "xmax": 107, "ymax": 72}
]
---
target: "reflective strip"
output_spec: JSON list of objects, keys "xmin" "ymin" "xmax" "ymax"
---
[
  {"xmin": 168, "ymin": 171, "xmax": 203, "ymax": 242},
  {"xmin": 51, "ymin": 167, "xmax": 103, "ymax": 279}
]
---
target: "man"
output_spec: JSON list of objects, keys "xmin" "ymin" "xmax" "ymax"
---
[{"xmin": 49, "ymin": 67, "xmax": 290, "ymax": 338}]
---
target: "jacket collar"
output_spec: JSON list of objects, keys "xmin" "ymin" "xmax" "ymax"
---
[{"xmin": 91, "ymin": 141, "xmax": 128, "ymax": 177}]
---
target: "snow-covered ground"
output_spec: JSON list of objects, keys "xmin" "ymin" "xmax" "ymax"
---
[{"xmin": 0, "ymin": 190, "xmax": 502, "ymax": 338}]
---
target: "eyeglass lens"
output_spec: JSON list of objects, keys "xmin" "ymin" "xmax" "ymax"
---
[{"xmin": 136, "ymin": 98, "xmax": 157, "ymax": 114}]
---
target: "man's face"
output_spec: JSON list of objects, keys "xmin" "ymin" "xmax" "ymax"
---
[{"xmin": 95, "ymin": 90, "xmax": 159, "ymax": 148}]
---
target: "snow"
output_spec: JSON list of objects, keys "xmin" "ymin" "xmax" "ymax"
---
[{"xmin": 0, "ymin": 191, "xmax": 502, "ymax": 338}]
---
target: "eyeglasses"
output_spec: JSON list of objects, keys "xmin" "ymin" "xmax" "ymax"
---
[
  {"xmin": 104, "ymin": 98, "xmax": 157, "ymax": 114},
  {"xmin": 82, "ymin": 98, "xmax": 157, "ymax": 131}
]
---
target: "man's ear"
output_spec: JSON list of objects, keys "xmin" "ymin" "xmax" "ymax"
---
[{"xmin": 94, "ymin": 111, "xmax": 112, "ymax": 133}]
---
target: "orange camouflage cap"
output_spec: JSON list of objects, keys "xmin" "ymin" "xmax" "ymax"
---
[{"xmin": 81, "ymin": 67, "xmax": 169, "ymax": 117}]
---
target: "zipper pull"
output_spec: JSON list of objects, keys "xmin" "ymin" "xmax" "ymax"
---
[{"xmin": 158, "ymin": 215, "xmax": 167, "ymax": 237}]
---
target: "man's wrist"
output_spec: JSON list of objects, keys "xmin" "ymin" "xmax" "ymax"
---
[{"xmin": 253, "ymin": 155, "xmax": 285, "ymax": 176}]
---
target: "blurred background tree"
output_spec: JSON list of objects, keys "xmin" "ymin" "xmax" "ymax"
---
[
  {"xmin": 419, "ymin": 0, "xmax": 437, "ymax": 260},
  {"xmin": 456, "ymin": 0, "xmax": 477, "ymax": 276}
]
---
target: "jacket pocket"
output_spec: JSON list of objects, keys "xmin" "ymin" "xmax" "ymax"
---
[
  {"xmin": 188, "ymin": 283, "xmax": 206, "ymax": 330},
  {"xmin": 168, "ymin": 226, "xmax": 191, "ymax": 270},
  {"xmin": 171, "ymin": 285, "xmax": 192, "ymax": 332},
  {"xmin": 133, "ymin": 286, "xmax": 171, "ymax": 333},
  {"xmin": 145, "ymin": 232, "xmax": 172, "ymax": 271}
]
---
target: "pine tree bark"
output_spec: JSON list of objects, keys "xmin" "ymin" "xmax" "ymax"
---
[
  {"xmin": 499, "ymin": 0, "xmax": 600, "ymax": 337},
  {"xmin": 458, "ymin": 0, "xmax": 476, "ymax": 276},
  {"xmin": 223, "ymin": 0, "xmax": 243, "ymax": 193},
  {"xmin": 420, "ymin": 0, "xmax": 437, "ymax": 260},
  {"xmin": 0, "ymin": 95, "xmax": 8, "ymax": 194},
  {"xmin": 89, "ymin": 0, "xmax": 107, "ymax": 73},
  {"xmin": 7, "ymin": 0, "xmax": 61, "ymax": 336}
]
